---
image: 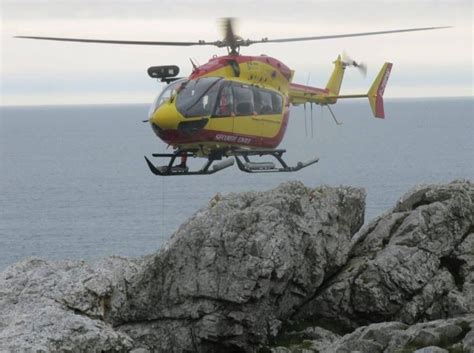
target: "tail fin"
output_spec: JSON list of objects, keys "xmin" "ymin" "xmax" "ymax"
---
[
  {"xmin": 325, "ymin": 55, "xmax": 345, "ymax": 96},
  {"xmin": 368, "ymin": 62, "xmax": 393, "ymax": 118}
]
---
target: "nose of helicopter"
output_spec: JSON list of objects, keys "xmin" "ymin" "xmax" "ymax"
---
[{"xmin": 149, "ymin": 106, "xmax": 179, "ymax": 132}]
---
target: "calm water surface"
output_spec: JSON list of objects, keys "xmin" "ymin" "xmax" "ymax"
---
[{"xmin": 1, "ymin": 98, "xmax": 473, "ymax": 269}]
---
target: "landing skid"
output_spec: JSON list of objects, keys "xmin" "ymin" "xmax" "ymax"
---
[
  {"xmin": 144, "ymin": 148, "xmax": 318, "ymax": 176},
  {"xmin": 144, "ymin": 151, "xmax": 234, "ymax": 176},
  {"xmin": 232, "ymin": 149, "xmax": 319, "ymax": 173}
]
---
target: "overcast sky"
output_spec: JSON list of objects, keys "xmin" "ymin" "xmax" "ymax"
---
[{"xmin": 1, "ymin": 0, "xmax": 472, "ymax": 105}]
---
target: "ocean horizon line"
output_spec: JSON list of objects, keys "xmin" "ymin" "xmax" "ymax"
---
[{"xmin": 1, "ymin": 95, "xmax": 472, "ymax": 109}]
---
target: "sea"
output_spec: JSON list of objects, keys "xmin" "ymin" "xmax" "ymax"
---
[{"xmin": 1, "ymin": 97, "xmax": 473, "ymax": 270}]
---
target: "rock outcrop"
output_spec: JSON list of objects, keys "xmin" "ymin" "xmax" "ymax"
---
[
  {"xmin": 294, "ymin": 180, "xmax": 474, "ymax": 328},
  {"xmin": 0, "ymin": 182, "xmax": 365, "ymax": 352},
  {"xmin": 113, "ymin": 182, "xmax": 364, "ymax": 352},
  {"xmin": 274, "ymin": 180, "xmax": 474, "ymax": 353},
  {"xmin": 273, "ymin": 315, "xmax": 474, "ymax": 353},
  {"xmin": 1, "ymin": 180, "xmax": 473, "ymax": 353},
  {"xmin": 0, "ymin": 257, "xmax": 139, "ymax": 352}
]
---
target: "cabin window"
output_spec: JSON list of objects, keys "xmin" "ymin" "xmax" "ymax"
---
[
  {"xmin": 233, "ymin": 84, "xmax": 255, "ymax": 116},
  {"xmin": 253, "ymin": 87, "xmax": 283, "ymax": 114},
  {"xmin": 214, "ymin": 83, "xmax": 234, "ymax": 117},
  {"xmin": 176, "ymin": 77, "xmax": 222, "ymax": 117},
  {"xmin": 254, "ymin": 89, "xmax": 274, "ymax": 114},
  {"xmin": 271, "ymin": 92, "xmax": 283, "ymax": 114},
  {"xmin": 209, "ymin": 81, "xmax": 284, "ymax": 118}
]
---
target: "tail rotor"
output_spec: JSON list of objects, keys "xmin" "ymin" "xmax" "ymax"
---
[{"xmin": 342, "ymin": 51, "xmax": 367, "ymax": 77}]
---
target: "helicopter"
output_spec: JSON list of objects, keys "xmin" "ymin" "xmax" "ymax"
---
[{"xmin": 16, "ymin": 19, "xmax": 449, "ymax": 176}]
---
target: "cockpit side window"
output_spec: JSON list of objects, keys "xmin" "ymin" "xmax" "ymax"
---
[
  {"xmin": 157, "ymin": 84, "xmax": 177, "ymax": 106},
  {"xmin": 148, "ymin": 79, "xmax": 185, "ymax": 118},
  {"xmin": 176, "ymin": 77, "xmax": 222, "ymax": 117}
]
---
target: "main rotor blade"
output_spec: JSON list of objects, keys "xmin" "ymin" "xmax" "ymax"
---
[
  {"xmin": 16, "ymin": 26, "xmax": 451, "ymax": 49},
  {"xmin": 246, "ymin": 26, "xmax": 451, "ymax": 45},
  {"xmin": 15, "ymin": 36, "xmax": 220, "ymax": 47},
  {"xmin": 222, "ymin": 17, "xmax": 237, "ymax": 50}
]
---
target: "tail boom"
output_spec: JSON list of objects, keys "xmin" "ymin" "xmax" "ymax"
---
[{"xmin": 288, "ymin": 61, "xmax": 393, "ymax": 119}]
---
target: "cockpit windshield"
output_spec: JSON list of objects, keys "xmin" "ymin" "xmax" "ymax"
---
[
  {"xmin": 148, "ymin": 78, "xmax": 186, "ymax": 118},
  {"xmin": 176, "ymin": 77, "xmax": 223, "ymax": 117}
]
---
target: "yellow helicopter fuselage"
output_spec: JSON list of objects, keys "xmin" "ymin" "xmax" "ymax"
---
[{"xmin": 149, "ymin": 55, "xmax": 296, "ymax": 155}]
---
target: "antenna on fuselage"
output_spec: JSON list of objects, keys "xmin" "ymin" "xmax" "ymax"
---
[
  {"xmin": 190, "ymin": 58, "xmax": 198, "ymax": 71},
  {"xmin": 304, "ymin": 103, "xmax": 308, "ymax": 137}
]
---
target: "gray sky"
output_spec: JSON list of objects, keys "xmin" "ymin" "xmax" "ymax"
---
[{"xmin": 1, "ymin": 0, "xmax": 472, "ymax": 105}]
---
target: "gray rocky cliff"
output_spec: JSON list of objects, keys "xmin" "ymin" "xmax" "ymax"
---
[
  {"xmin": 0, "ymin": 180, "xmax": 473, "ymax": 353},
  {"xmin": 0, "ymin": 182, "xmax": 364, "ymax": 352},
  {"xmin": 294, "ymin": 180, "xmax": 474, "ymax": 328},
  {"xmin": 113, "ymin": 182, "xmax": 364, "ymax": 352},
  {"xmin": 279, "ymin": 180, "xmax": 474, "ymax": 353}
]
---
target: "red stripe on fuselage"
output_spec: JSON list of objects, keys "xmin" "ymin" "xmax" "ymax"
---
[
  {"xmin": 155, "ymin": 109, "xmax": 290, "ymax": 149},
  {"xmin": 189, "ymin": 55, "xmax": 293, "ymax": 82}
]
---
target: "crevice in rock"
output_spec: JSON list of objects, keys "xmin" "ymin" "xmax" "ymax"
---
[
  {"xmin": 53, "ymin": 298, "xmax": 105, "ymax": 322},
  {"xmin": 386, "ymin": 213, "xmax": 410, "ymax": 243},
  {"xmin": 456, "ymin": 320, "xmax": 472, "ymax": 342},
  {"xmin": 274, "ymin": 316, "xmax": 352, "ymax": 344},
  {"xmin": 439, "ymin": 256, "xmax": 466, "ymax": 291},
  {"xmin": 438, "ymin": 320, "xmax": 472, "ymax": 350},
  {"xmin": 117, "ymin": 316, "xmax": 198, "ymax": 328},
  {"xmin": 411, "ymin": 197, "xmax": 432, "ymax": 210},
  {"xmin": 71, "ymin": 307, "xmax": 101, "ymax": 321},
  {"xmin": 462, "ymin": 225, "xmax": 474, "ymax": 243},
  {"xmin": 201, "ymin": 341, "xmax": 247, "ymax": 353}
]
